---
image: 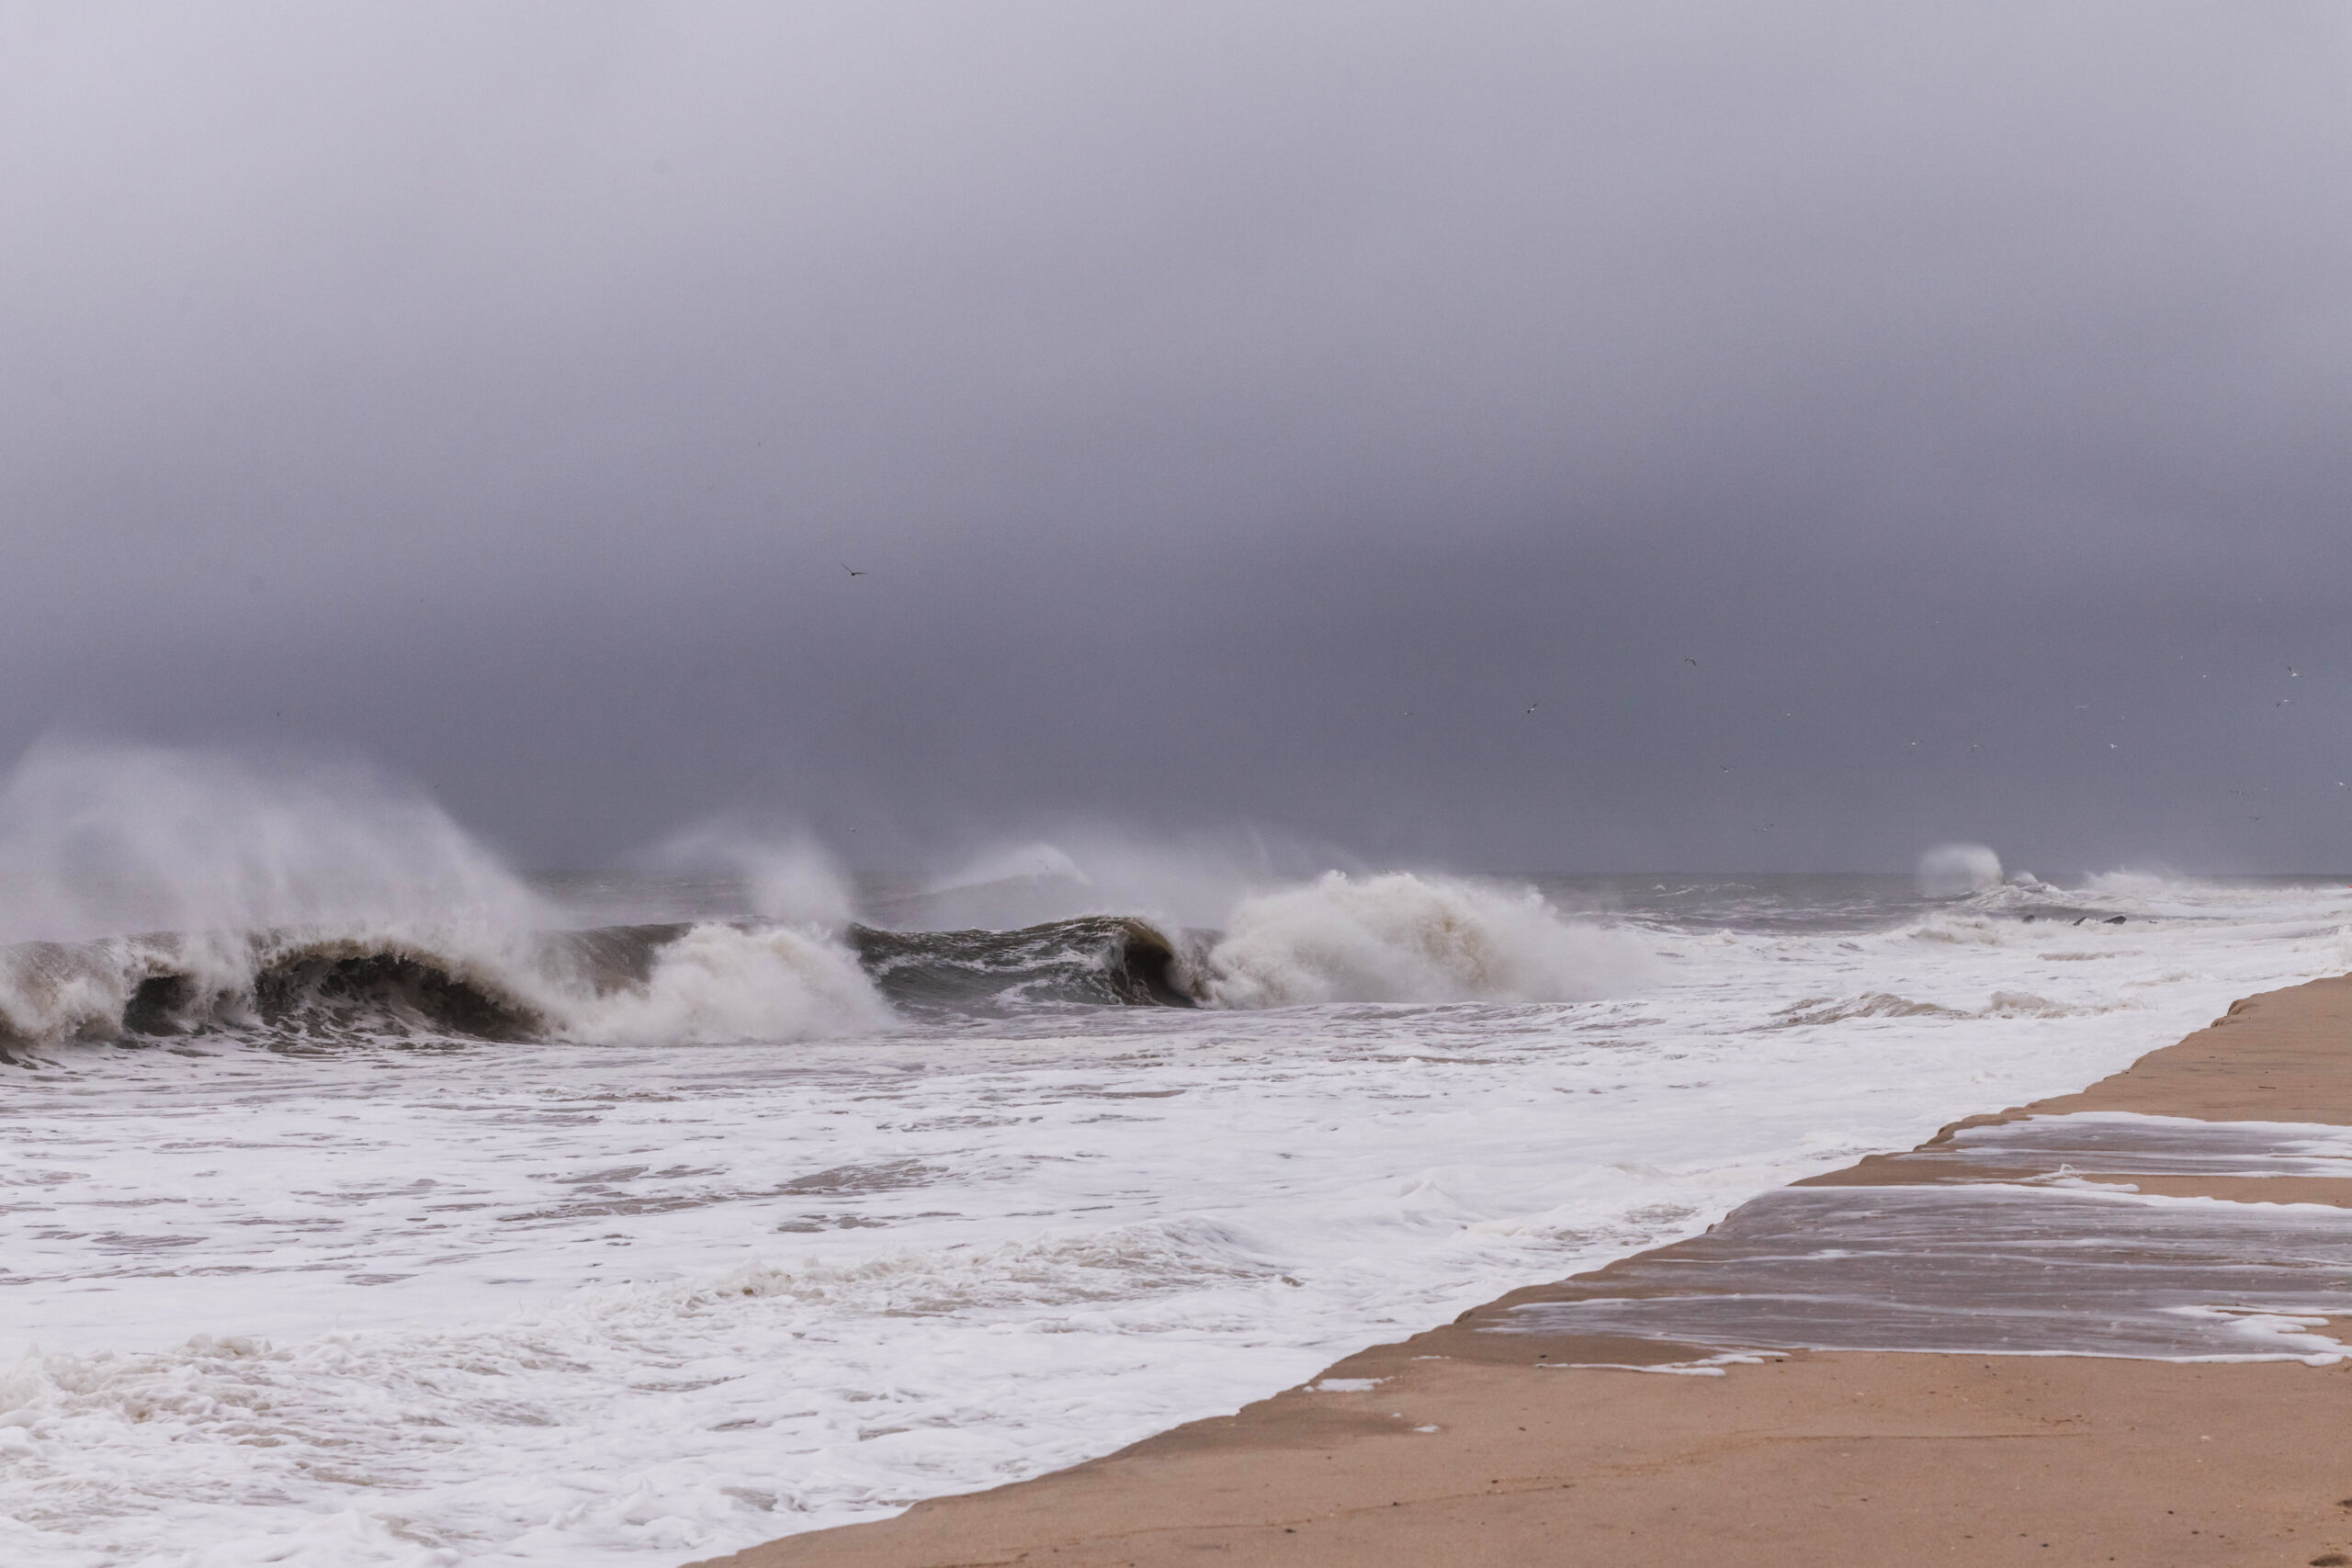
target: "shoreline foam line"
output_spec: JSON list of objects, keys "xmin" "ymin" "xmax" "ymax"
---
[{"xmin": 687, "ymin": 973, "xmax": 2352, "ymax": 1568}]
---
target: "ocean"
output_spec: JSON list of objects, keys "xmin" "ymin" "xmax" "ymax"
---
[{"xmin": 1, "ymin": 782, "xmax": 2346, "ymax": 1565}]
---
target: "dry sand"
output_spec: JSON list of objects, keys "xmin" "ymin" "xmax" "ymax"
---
[{"xmin": 691, "ymin": 976, "xmax": 2352, "ymax": 1568}]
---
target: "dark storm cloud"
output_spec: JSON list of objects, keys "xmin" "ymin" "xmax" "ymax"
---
[{"xmin": 4, "ymin": 2, "xmax": 2348, "ymax": 872}]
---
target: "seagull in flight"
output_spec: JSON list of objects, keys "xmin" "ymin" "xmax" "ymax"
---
[{"xmin": 842, "ymin": 564, "xmax": 867, "ymax": 578}]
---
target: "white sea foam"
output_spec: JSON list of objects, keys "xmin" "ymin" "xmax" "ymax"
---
[
  {"xmin": 1, "ymin": 813, "xmax": 2348, "ymax": 1565},
  {"xmin": 560, "ymin": 922, "xmax": 892, "ymax": 1045},
  {"xmin": 1201, "ymin": 871, "xmax": 1651, "ymax": 1008}
]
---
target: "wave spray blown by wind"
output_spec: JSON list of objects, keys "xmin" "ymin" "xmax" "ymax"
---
[
  {"xmin": 1916, "ymin": 842, "xmax": 2004, "ymax": 899},
  {"xmin": 0, "ymin": 741, "xmax": 888, "ymax": 1050},
  {"xmin": 0, "ymin": 744, "xmax": 1653, "ymax": 1050}
]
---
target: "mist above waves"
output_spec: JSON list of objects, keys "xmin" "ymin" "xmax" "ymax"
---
[{"xmin": 0, "ymin": 739, "xmax": 1657, "ymax": 1046}]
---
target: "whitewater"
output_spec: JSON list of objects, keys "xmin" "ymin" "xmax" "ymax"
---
[{"xmin": 0, "ymin": 749, "xmax": 2346, "ymax": 1567}]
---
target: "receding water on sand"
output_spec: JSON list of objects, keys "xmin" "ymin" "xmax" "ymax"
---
[{"xmin": 1505, "ymin": 1111, "xmax": 2352, "ymax": 1361}]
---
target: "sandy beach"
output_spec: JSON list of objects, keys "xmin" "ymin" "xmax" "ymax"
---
[{"xmin": 692, "ymin": 975, "xmax": 2352, "ymax": 1567}]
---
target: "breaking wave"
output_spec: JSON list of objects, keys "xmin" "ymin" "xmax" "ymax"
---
[
  {"xmin": 0, "ymin": 872, "xmax": 1647, "ymax": 1049},
  {"xmin": 0, "ymin": 743, "xmax": 1653, "ymax": 1052},
  {"xmin": 0, "ymin": 921, "xmax": 891, "ymax": 1053},
  {"xmin": 565, "ymin": 924, "xmax": 893, "ymax": 1045},
  {"xmin": 0, "ymin": 917, "xmax": 1209, "ymax": 1052},
  {"xmin": 1197, "ymin": 871, "xmax": 1651, "ymax": 1009},
  {"xmin": 852, "ymin": 918, "xmax": 1200, "ymax": 1011}
]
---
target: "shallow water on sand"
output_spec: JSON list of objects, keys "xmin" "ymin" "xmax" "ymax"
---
[
  {"xmin": 1, "ymin": 874, "xmax": 2346, "ymax": 1566},
  {"xmin": 1506, "ymin": 1111, "xmax": 2352, "ymax": 1361}
]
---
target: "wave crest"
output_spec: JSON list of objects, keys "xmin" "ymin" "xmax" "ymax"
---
[
  {"xmin": 0, "ymin": 909, "xmax": 1220, "ymax": 1051},
  {"xmin": 1199, "ymin": 872, "xmax": 1648, "ymax": 1009},
  {"xmin": 560, "ymin": 924, "xmax": 892, "ymax": 1045},
  {"xmin": 0, "ymin": 920, "xmax": 890, "ymax": 1052}
]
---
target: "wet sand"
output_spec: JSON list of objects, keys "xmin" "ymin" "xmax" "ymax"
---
[{"xmin": 691, "ymin": 975, "xmax": 2352, "ymax": 1567}]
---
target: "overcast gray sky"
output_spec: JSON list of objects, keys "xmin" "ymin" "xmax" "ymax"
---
[{"xmin": 4, "ymin": 1, "xmax": 2347, "ymax": 874}]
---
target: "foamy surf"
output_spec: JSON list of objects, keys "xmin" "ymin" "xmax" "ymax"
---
[
  {"xmin": 1199, "ymin": 871, "xmax": 1652, "ymax": 1009},
  {"xmin": 0, "ymin": 870, "xmax": 1654, "ymax": 1050},
  {"xmin": 0, "ymin": 745, "xmax": 1668, "ymax": 1050},
  {"xmin": 4, "ymin": 749, "xmax": 2351, "ymax": 1568},
  {"xmin": 0, "ymin": 920, "xmax": 893, "ymax": 1052},
  {"xmin": 564, "ymin": 922, "xmax": 892, "ymax": 1045},
  {"xmin": 5, "ymin": 871, "xmax": 2346, "ymax": 1567}
]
